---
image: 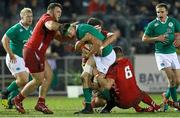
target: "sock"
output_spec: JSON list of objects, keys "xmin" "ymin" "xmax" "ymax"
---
[
  {"xmin": 85, "ymin": 103, "xmax": 92, "ymax": 110},
  {"xmin": 141, "ymin": 92, "xmax": 156, "ymax": 107},
  {"xmin": 133, "ymin": 105, "xmax": 143, "ymax": 112},
  {"xmin": 165, "ymin": 87, "xmax": 170, "ymax": 99},
  {"xmin": 83, "ymin": 88, "xmax": 92, "ymax": 104},
  {"xmin": 8, "ymin": 89, "xmax": 20, "ymax": 100},
  {"xmin": 16, "ymin": 93, "xmax": 25, "ymax": 102},
  {"xmin": 37, "ymin": 97, "xmax": 45, "ymax": 104},
  {"xmin": 170, "ymin": 87, "xmax": 177, "ymax": 102},
  {"xmin": 7, "ymin": 81, "xmax": 19, "ymax": 93},
  {"xmin": 101, "ymin": 88, "xmax": 111, "ymax": 101}
]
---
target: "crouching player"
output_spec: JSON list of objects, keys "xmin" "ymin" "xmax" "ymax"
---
[{"xmin": 91, "ymin": 46, "xmax": 161, "ymax": 113}]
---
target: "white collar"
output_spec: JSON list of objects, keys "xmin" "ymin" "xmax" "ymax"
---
[
  {"xmin": 156, "ymin": 16, "xmax": 168, "ymax": 24},
  {"xmin": 19, "ymin": 20, "xmax": 29, "ymax": 30}
]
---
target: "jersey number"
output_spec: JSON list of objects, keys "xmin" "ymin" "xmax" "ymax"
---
[{"xmin": 124, "ymin": 66, "xmax": 132, "ymax": 79}]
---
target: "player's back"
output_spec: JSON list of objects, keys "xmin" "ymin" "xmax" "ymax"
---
[{"xmin": 111, "ymin": 58, "xmax": 142, "ymax": 108}]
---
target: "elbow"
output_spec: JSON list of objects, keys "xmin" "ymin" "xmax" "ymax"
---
[{"xmin": 142, "ymin": 35, "xmax": 147, "ymax": 42}]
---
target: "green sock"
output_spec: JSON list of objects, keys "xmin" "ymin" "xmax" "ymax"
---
[
  {"xmin": 165, "ymin": 87, "xmax": 171, "ymax": 99},
  {"xmin": 7, "ymin": 81, "xmax": 19, "ymax": 92},
  {"xmin": 170, "ymin": 87, "xmax": 177, "ymax": 102},
  {"xmin": 29, "ymin": 74, "xmax": 32, "ymax": 82},
  {"xmin": 101, "ymin": 88, "xmax": 111, "ymax": 101},
  {"xmin": 83, "ymin": 88, "xmax": 92, "ymax": 103},
  {"xmin": 8, "ymin": 89, "xmax": 19, "ymax": 100}
]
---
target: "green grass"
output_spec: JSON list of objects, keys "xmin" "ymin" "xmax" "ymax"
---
[{"xmin": 0, "ymin": 94, "xmax": 179, "ymax": 117}]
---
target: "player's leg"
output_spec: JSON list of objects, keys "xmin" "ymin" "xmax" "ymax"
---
[
  {"xmin": 35, "ymin": 60, "xmax": 53, "ymax": 114},
  {"xmin": 2, "ymin": 55, "xmax": 29, "ymax": 108},
  {"xmin": 75, "ymin": 57, "xmax": 94, "ymax": 114},
  {"xmin": 13, "ymin": 72, "xmax": 45, "ymax": 114},
  {"xmin": 141, "ymin": 91, "xmax": 160, "ymax": 111},
  {"xmin": 7, "ymin": 89, "xmax": 20, "ymax": 109},
  {"xmin": 163, "ymin": 68, "xmax": 177, "ymax": 102}
]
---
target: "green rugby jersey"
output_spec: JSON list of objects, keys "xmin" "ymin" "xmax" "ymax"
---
[
  {"xmin": 76, "ymin": 24, "xmax": 113, "ymax": 57},
  {"xmin": 6, "ymin": 22, "xmax": 33, "ymax": 57},
  {"xmin": 145, "ymin": 17, "xmax": 180, "ymax": 54}
]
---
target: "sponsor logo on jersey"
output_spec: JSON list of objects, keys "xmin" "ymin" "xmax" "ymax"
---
[
  {"xmin": 20, "ymin": 29, "xmax": 23, "ymax": 32},
  {"xmin": 154, "ymin": 23, "xmax": 159, "ymax": 27}
]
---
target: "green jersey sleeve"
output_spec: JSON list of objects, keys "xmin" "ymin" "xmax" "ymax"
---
[
  {"xmin": 174, "ymin": 18, "xmax": 180, "ymax": 32},
  {"xmin": 6, "ymin": 26, "xmax": 18, "ymax": 41},
  {"xmin": 144, "ymin": 22, "xmax": 154, "ymax": 37}
]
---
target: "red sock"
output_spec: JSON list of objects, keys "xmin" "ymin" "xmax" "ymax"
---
[
  {"xmin": 133, "ymin": 105, "xmax": 143, "ymax": 112},
  {"xmin": 16, "ymin": 93, "xmax": 25, "ymax": 102},
  {"xmin": 38, "ymin": 97, "xmax": 45, "ymax": 104},
  {"xmin": 141, "ymin": 92, "xmax": 156, "ymax": 107}
]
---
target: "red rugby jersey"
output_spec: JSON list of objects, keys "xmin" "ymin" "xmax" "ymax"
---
[
  {"xmin": 25, "ymin": 13, "xmax": 56, "ymax": 55},
  {"xmin": 106, "ymin": 58, "xmax": 142, "ymax": 108}
]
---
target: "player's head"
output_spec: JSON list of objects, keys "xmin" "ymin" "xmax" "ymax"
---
[
  {"xmin": 113, "ymin": 46, "xmax": 124, "ymax": 58},
  {"xmin": 155, "ymin": 3, "xmax": 168, "ymax": 20},
  {"xmin": 87, "ymin": 17, "xmax": 103, "ymax": 31},
  {"xmin": 62, "ymin": 22, "xmax": 77, "ymax": 38},
  {"xmin": 47, "ymin": 3, "xmax": 62, "ymax": 21},
  {"xmin": 20, "ymin": 8, "xmax": 33, "ymax": 26}
]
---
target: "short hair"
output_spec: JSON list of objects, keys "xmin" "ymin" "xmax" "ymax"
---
[
  {"xmin": 47, "ymin": 3, "xmax": 62, "ymax": 10},
  {"xmin": 113, "ymin": 46, "xmax": 124, "ymax": 55},
  {"xmin": 61, "ymin": 23, "xmax": 71, "ymax": 35},
  {"xmin": 20, "ymin": 8, "xmax": 32, "ymax": 18},
  {"xmin": 87, "ymin": 17, "xmax": 103, "ymax": 27},
  {"xmin": 156, "ymin": 3, "xmax": 168, "ymax": 11}
]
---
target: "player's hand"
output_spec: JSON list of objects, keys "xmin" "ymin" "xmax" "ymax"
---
[
  {"xmin": 157, "ymin": 34, "xmax": 169, "ymax": 44},
  {"xmin": 173, "ymin": 34, "xmax": 180, "ymax": 48},
  {"xmin": 9, "ymin": 53, "xmax": 17, "ymax": 64},
  {"xmin": 157, "ymin": 35, "xmax": 166, "ymax": 41},
  {"xmin": 95, "ymin": 48, "xmax": 102, "ymax": 56}
]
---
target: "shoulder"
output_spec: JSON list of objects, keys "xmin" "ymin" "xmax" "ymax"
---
[
  {"xmin": 147, "ymin": 19, "xmax": 158, "ymax": 27},
  {"xmin": 40, "ymin": 13, "xmax": 53, "ymax": 22},
  {"xmin": 6, "ymin": 23, "xmax": 20, "ymax": 33}
]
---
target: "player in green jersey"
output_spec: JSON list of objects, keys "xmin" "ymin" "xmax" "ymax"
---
[
  {"xmin": 1, "ymin": 8, "xmax": 33, "ymax": 109},
  {"xmin": 142, "ymin": 3, "xmax": 180, "ymax": 111},
  {"xmin": 63, "ymin": 23, "xmax": 116, "ymax": 114}
]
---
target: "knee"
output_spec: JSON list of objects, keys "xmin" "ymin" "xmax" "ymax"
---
[
  {"xmin": 16, "ymin": 78, "xmax": 28, "ymax": 87},
  {"xmin": 81, "ymin": 72, "xmax": 91, "ymax": 82},
  {"xmin": 169, "ymin": 79, "xmax": 176, "ymax": 87}
]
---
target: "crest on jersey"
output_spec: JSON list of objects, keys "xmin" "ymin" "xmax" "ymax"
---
[
  {"xmin": 168, "ymin": 22, "xmax": 173, "ymax": 27},
  {"xmin": 154, "ymin": 23, "xmax": 159, "ymax": 27}
]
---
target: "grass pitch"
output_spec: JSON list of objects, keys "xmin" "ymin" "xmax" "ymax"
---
[{"xmin": 0, "ymin": 94, "xmax": 179, "ymax": 117}]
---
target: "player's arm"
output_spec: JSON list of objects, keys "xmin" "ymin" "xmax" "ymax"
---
[
  {"xmin": 173, "ymin": 32, "xmax": 180, "ymax": 48},
  {"xmin": 142, "ymin": 34, "xmax": 166, "ymax": 43},
  {"xmin": 101, "ymin": 33, "xmax": 117, "ymax": 50},
  {"xmin": 45, "ymin": 20, "xmax": 63, "ymax": 31},
  {"xmin": 1, "ymin": 34, "xmax": 16, "ymax": 63},
  {"xmin": 82, "ymin": 33, "xmax": 102, "ymax": 58}
]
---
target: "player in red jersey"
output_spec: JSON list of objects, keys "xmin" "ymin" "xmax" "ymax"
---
[
  {"xmin": 13, "ymin": 3, "xmax": 66, "ymax": 114},
  {"xmin": 92, "ymin": 46, "xmax": 160, "ymax": 113}
]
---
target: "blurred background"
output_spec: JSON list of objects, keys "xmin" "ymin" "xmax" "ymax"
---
[{"xmin": 0, "ymin": 0, "xmax": 179, "ymax": 97}]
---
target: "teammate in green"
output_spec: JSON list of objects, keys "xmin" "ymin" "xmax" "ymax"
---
[
  {"xmin": 1, "ymin": 8, "xmax": 33, "ymax": 109},
  {"xmin": 142, "ymin": 3, "xmax": 180, "ymax": 111},
  {"xmin": 63, "ymin": 23, "xmax": 116, "ymax": 114}
]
